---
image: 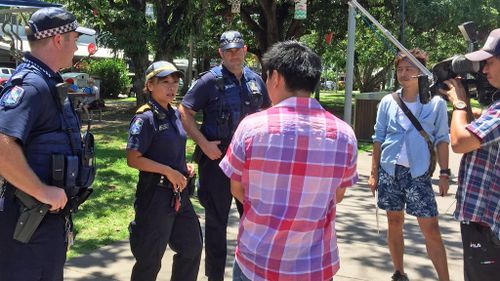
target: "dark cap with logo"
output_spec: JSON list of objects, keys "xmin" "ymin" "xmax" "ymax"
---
[
  {"xmin": 219, "ymin": 30, "xmax": 245, "ymax": 50},
  {"xmin": 465, "ymin": 28, "xmax": 500, "ymax": 61},
  {"xmin": 145, "ymin": 61, "xmax": 184, "ymax": 81},
  {"xmin": 27, "ymin": 7, "xmax": 96, "ymax": 41}
]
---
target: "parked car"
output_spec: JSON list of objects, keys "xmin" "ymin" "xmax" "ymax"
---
[
  {"xmin": 0, "ymin": 67, "xmax": 15, "ymax": 80},
  {"xmin": 321, "ymin": 80, "xmax": 335, "ymax": 90}
]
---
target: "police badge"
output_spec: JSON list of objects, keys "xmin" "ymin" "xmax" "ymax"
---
[
  {"xmin": 130, "ymin": 118, "xmax": 144, "ymax": 135},
  {"xmin": 1, "ymin": 86, "xmax": 25, "ymax": 108}
]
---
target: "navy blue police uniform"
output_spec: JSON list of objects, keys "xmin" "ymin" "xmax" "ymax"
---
[
  {"xmin": 182, "ymin": 64, "xmax": 270, "ymax": 280},
  {"xmin": 0, "ymin": 54, "xmax": 80, "ymax": 281},
  {"xmin": 127, "ymin": 98, "xmax": 202, "ymax": 281}
]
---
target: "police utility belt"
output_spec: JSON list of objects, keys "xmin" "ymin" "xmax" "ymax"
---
[{"xmin": 11, "ymin": 82, "xmax": 97, "ymax": 243}]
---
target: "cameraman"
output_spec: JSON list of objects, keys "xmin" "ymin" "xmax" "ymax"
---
[{"xmin": 440, "ymin": 28, "xmax": 499, "ymax": 281}]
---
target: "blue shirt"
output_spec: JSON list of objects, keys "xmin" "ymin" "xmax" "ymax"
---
[
  {"xmin": 0, "ymin": 53, "xmax": 63, "ymax": 145},
  {"xmin": 181, "ymin": 65, "xmax": 270, "ymax": 142},
  {"xmin": 372, "ymin": 90, "xmax": 450, "ymax": 178},
  {"xmin": 127, "ymin": 99, "xmax": 188, "ymax": 175}
]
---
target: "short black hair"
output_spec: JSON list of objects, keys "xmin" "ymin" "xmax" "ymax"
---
[{"xmin": 262, "ymin": 41, "xmax": 322, "ymax": 93}]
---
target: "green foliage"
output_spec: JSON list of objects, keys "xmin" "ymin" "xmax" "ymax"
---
[{"xmin": 83, "ymin": 59, "xmax": 131, "ymax": 98}]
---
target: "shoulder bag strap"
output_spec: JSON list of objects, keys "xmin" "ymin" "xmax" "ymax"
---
[{"xmin": 391, "ymin": 92, "xmax": 431, "ymax": 142}]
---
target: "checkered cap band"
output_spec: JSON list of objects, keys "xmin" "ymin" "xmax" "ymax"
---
[{"xmin": 33, "ymin": 21, "xmax": 79, "ymax": 40}]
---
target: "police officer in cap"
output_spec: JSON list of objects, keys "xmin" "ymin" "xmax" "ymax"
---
[
  {"xmin": 127, "ymin": 61, "xmax": 202, "ymax": 281},
  {"xmin": 179, "ymin": 30, "xmax": 271, "ymax": 281},
  {"xmin": 0, "ymin": 7, "xmax": 95, "ymax": 281}
]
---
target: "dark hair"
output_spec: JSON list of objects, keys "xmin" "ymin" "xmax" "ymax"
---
[
  {"xmin": 394, "ymin": 48, "xmax": 428, "ymax": 68},
  {"xmin": 262, "ymin": 40, "xmax": 322, "ymax": 93}
]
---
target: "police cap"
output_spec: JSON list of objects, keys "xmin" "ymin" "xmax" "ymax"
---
[
  {"xmin": 145, "ymin": 61, "xmax": 184, "ymax": 81},
  {"xmin": 27, "ymin": 7, "xmax": 96, "ymax": 41},
  {"xmin": 220, "ymin": 30, "xmax": 244, "ymax": 51}
]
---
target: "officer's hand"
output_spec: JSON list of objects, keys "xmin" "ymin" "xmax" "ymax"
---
[
  {"xmin": 39, "ymin": 185, "xmax": 68, "ymax": 211},
  {"xmin": 165, "ymin": 167, "xmax": 187, "ymax": 191},
  {"xmin": 186, "ymin": 163, "xmax": 196, "ymax": 177},
  {"xmin": 202, "ymin": 141, "xmax": 223, "ymax": 160},
  {"xmin": 368, "ymin": 174, "xmax": 378, "ymax": 197},
  {"xmin": 438, "ymin": 176, "xmax": 449, "ymax": 197}
]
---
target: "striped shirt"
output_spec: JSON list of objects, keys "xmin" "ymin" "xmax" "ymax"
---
[
  {"xmin": 220, "ymin": 97, "xmax": 358, "ymax": 281},
  {"xmin": 454, "ymin": 98, "xmax": 500, "ymax": 239}
]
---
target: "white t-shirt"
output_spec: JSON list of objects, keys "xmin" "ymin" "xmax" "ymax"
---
[{"xmin": 396, "ymin": 100, "xmax": 418, "ymax": 167}]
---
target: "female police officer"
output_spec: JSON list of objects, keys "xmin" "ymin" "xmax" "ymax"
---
[{"xmin": 127, "ymin": 61, "xmax": 202, "ymax": 281}]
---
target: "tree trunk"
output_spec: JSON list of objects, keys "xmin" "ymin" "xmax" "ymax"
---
[{"xmin": 128, "ymin": 0, "xmax": 148, "ymax": 107}]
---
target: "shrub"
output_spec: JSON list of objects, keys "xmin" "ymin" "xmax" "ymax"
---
[{"xmin": 85, "ymin": 59, "xmax": 131, "ymax": 99}]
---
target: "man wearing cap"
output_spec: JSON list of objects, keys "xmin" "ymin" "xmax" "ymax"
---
[
  {"xmin": 0, "ymin": 7, "xmax": 95, "ymax": 280},
  {"xmin": 179, "ymin": 30, "xmax": 271, "ymax": 281},
  {"xmin": 440, "ymin": 28, "xmax": 500, "ymax": 281}
]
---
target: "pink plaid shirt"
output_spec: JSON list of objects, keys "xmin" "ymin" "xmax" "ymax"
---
[{"xmin": 220, "ymin": 97, "xmax": 358, "ymax": 281}]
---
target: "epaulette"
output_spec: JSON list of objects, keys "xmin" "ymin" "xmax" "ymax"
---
[{"xmin": 136, "ymin": 104, "xmax": 151, "ymax": 114}]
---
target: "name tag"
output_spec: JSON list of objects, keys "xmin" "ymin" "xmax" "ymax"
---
[{"xmin": 159, "ymin": 123, "xmax": 169, "ymax": 131}]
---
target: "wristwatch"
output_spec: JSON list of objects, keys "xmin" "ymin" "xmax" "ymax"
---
[
  {"xmin": 453, "ymin": 101, "xmax": 467, "ymax": 110},
  {"xmin": 440, "ymin": 168, "xmax": 451, "ymax": 177}
]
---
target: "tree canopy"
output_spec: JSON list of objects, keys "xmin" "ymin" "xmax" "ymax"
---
[{"xmin": 48, "ymin": 0, "xmax": 499, "ymax": 97}]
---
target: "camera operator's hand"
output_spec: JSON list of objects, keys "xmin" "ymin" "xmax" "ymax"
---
[{"xmin": 439, "ymin": 79, "xmax": 467, "ymax": 103}]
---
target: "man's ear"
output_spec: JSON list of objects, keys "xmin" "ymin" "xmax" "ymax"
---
[
  {"xmin": 268, "ymin": 69, "xmax": 282, "ymax": 89},
  {"xmin": 52, "ymin": 34, "xmax": 63, "ymax": 49}
]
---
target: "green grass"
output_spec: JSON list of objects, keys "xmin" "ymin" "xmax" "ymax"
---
[{"xmin": 68, "ymin": 99, "xmax": 202, "ymax": 258}]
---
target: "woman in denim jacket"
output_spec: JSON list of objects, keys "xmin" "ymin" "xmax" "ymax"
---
[{"xmin": 368, "ymin": 48, "xmax": 450, "ymax": 281}]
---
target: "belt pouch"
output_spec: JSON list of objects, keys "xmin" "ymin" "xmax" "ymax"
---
[
  {"xmin": 52, "ymin": 154, "xmax": 65, "ymax": 187},
  {"xmin": 65, "ymin": 155, "xmax": 79, "ymax": 194}
]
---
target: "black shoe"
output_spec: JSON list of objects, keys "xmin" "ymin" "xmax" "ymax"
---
[{"xmin": 391, "ymin": 271, "xmax": 409, "ymax": 281}]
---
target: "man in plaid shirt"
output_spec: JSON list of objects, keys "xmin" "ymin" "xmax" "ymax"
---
[
  {"xmin": 441, "ymin": 28, "xmax": 500, "ymax": 281},
  {"xmin": 219, "ymin": 41, "xmax": 358, "ymax": 281}
]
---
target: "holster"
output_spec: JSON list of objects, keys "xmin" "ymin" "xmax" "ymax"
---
[
  {"xmin": 186, "ymin": 174, "xmax": 196, "ymax": 196},
  {"xmin": 13, "ymin": 190, "xmax": 50, "ymax": 243},
  {"xmin": 192, "ymin": 145, "xmax": 203, "ymax": 164}
]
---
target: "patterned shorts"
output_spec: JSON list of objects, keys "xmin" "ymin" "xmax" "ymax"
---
[{"xmin": 377, "ymin": 165, "xmax": 438, "ymax": 217}]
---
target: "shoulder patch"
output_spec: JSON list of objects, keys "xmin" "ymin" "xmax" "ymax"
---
[
  {"xmin": 1, "ymin": 86, "xmax": 25, "ymax": 108},
  {"xmin": 130, "ymin": 118, "xmax": 144, "ymax": 135}
]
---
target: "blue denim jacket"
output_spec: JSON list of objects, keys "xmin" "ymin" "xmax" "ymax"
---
[{"xmin": 372, "ymin": 90, "xmax": 449, "ymax": 178}]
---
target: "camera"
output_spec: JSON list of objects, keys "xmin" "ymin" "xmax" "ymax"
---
[
  {"xmin": 429, "ymin": 55, "xmax": 496, "ymax": 106},
  {"xmin": 423, "ymin": 21, "xmax": 497, "ymax": 106}
]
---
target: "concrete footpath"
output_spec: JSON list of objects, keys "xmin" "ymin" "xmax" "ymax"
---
[{"xmin": 65, "ymin": 149, "xmax": 465, "ymax": 281}]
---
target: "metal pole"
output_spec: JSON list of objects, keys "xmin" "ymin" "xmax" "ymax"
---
[
  {"xmin": 400, "ymin": 0, "xmax": 405, "ymax": 45},
  {"xmin": 344, "ymin": 3, "xmax": 356, "ymax": 125},
  {"xmin": 348, "ymin": 0, "xmax": 432, "ymax": 79}
]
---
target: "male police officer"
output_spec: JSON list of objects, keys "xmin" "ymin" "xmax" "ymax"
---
[
  {"xmin": 179, "ymin": 30, "xmax": 270, "ymax": 281},
  {"xmin": 0, "ymin": 7, "xmax": 95, "ymax": 281}
]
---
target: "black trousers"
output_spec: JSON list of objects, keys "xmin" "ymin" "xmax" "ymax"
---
[
  {"xmin": 0, "ymin": 190, "xmax": 66, "ymax": 281},
  {"xmin": 461, "ymin": 221, "xmax": 500, "ymax": 281},
  {"xmin": 198, "ymin": 156, "xmax": 243, "ymax": 281},
  {"xmin": 130, "ymin": 181, "xmax": 202, "ymax": 281}
]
